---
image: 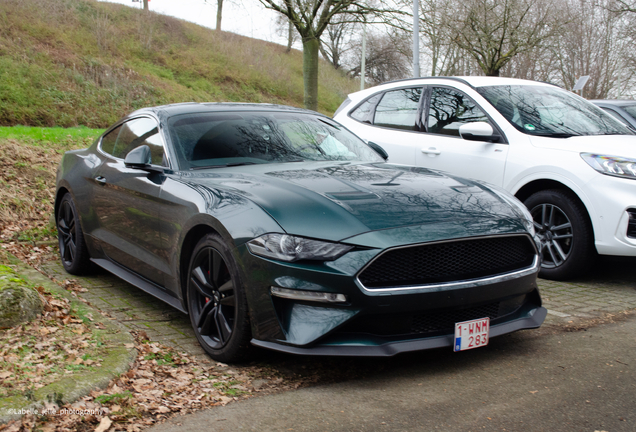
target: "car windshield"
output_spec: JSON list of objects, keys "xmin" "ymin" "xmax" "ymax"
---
[
  {"xmin": 167, "ymin": 111, "xmax": 383, "ymax": 170},
  {"xmin": 476, "ymin": 85, "xmax": 633, "ymax": 137}
]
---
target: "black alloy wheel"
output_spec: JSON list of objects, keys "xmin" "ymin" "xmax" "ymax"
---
[
  {"xmin": 57, "ymin": 193, "xmax": 91, "ymax": 275},
  {"xmin": 187, "ymin": 234, "xmax": 252, "ymax": 362},
  {"xmin": 525, "ymin": 189, "xmax": 594, "ymax": 281}
]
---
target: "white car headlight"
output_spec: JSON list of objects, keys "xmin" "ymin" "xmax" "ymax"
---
[
  {"xmin": 247, "ymin": 234, "xmax": 353, "ymax": 262},
  {"xmin": 581, "ymin": 153, "xmax": 636, "ymax": 180}
]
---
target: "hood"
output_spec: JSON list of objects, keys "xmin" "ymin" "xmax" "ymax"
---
[
  {"xmin": 530, "ymin": 134, "xmax": 636, "ymax": 157},
  {"xmin": 189, "ymin": 162, "xmax": 525, "ymax": 242}
]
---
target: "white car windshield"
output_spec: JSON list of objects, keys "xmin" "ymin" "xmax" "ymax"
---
[{"xmin": 477, "ymin": 85, "xmax": 633, "ymax": 137}]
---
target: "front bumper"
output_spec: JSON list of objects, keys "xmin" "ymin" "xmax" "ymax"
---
[
  {"xmin": 237, "ymin": 232, "xmax": 544, "ymax": 356},
  {"xmin": 586, "ymin": 174, "xmax": 636, "ymax": 256},
  {"xmin": 252, "ymin": 306, "xmax": 547, "ymax": 357}
]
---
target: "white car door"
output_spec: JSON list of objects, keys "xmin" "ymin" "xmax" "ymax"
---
[{"xmin": 414, "ymin": 86, "xmax": 509, "ymax": 186}]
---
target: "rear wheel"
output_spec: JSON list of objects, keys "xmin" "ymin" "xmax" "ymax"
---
[
  {"xmin": 187, "ymin": 234, "xmax": 252, "ymax": 363},
  {"xmin": 524, "ymin": 189, "xmax": 594, "ymax": 281},
  {"xmin": 57, "ymin": 193, "xmax": 92, "ymax": 275}
]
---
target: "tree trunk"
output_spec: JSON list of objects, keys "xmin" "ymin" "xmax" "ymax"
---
[
  {"xmin": 302, "ymin": 37, "xmax": 320, "ymax": 111},
  {"xmin": 216, "ymin": 0, "xmax": 223, "ymax": 32},
  {"xmin": 286, "ymin": 20, "xmax": 293, "ymax": 53},
  {"xmin": 143, "ymin": 0, "xmax": 148, "ymax": 10}
]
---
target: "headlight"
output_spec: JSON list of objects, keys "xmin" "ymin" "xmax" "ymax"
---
[
  {"xmin": 247, "ymin": 234, "xmax": 353, "ymax": 262},
  {"xmin": 581, "ymin": 153, "xmax": 636, "ymax": 180}
]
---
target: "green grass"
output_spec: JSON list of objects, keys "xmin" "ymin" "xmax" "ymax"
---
[
  {"xmin": 0, "ymin": 126, "xmax": 104, "ymax": 151},
  {"xmin": 0, "ymin": 126, "xmax": 103, "ymax": 143},
  {"xmin": 0, "ymin": 0, "xmax": 358, "ymax": 128}
]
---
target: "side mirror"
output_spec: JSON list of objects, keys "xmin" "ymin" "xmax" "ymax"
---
[
  {"xmin": 124, "ymin": 145, "xmax": 152, "ymax": 168},
  {"xmin": 459, "ymin": 122, "xmax": 501, "ymax": 143},
  {"xmin": 367, "ymin": 141, "xmax": 389, "ymax": 161}
]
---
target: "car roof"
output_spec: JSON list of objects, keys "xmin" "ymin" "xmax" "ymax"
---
[
  {"xmin": 347, "ymin": 76, "xmax": 559, "ymax": 98},
  {"xmin": 125, "ymin": 102, "xmax": 315, "ymax": 120}
]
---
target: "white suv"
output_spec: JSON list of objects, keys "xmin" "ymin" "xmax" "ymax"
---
[{"xmin": 334, "ymin": 77, "xmax": 636, "ymax": 280}]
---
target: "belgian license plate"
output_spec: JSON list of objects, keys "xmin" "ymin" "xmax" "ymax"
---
[{"xmin": 453, "ymin": 317, "xmax": 490, "ymax": 352}]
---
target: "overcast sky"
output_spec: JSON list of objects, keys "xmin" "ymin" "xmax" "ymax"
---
[{"xmin": 99, "ymin": 0, "xmax": 290, "ymax": 46}]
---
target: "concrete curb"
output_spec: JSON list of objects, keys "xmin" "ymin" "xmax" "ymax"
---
[{"xmin": 0, "ymin": 260, "xmax": 137, "ymax": 424}]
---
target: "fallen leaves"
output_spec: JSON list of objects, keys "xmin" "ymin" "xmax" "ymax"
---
[{"xmin": 0, "ymin": 290, "xmax": 103, "ymax": 400}]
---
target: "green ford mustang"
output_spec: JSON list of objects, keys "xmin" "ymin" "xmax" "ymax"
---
[{"xmin": 55, "ymin": 103, "xmax": 546, "ymax": 362}]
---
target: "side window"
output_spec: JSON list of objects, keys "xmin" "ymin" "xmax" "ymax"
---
[
  {"xmin": 350, "ymin": 94, "xmax": 381, "ymax": 123},
  {"xmin": 427, "ymin": 87, "xmax": 490, "ymax": 137},
  {"xmin": 601, "ymin": 107, "xmax": 628, "ymax": 125},
  {"xmin": 99, "ymin": 125, "xmax": 122, "ymax": 156},
  {"xmin": 112, "ymin": 118, "xmax": 165, "ymax": 166},
  {"xmin": 373, "ymin": 88, "xmax": 422, "ymax": 131}
]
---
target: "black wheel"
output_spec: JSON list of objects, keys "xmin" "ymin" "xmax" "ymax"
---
[
  {"xmin": 524, "ymin": 189, "xmax": 594, "ymax": 281},
  {"xmin": 57, "ymin": 193, "xmax": 92, "ymax": 275},
  {"xmin": 187, "ymin": 234, "xmax": 252, "ymax": 363}
]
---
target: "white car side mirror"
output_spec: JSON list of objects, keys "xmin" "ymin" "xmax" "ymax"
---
[{"xmin": 459, "ymin": 122, "xmax": 501, "ymax": 143}]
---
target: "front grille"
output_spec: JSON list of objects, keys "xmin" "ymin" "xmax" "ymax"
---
[
  {"xmin": 358, "ymin": 235, "xmax": 536, "ymax": 289},
  {"xmin": 338, "ymin": 296, "xmax": 525, "ymax": 337},
  {"xmin": 627, "ymin": 210, "xmax": 636, "ymax": 239}
]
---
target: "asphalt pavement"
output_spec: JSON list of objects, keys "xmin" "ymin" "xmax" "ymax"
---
[{"xmin": 148, "ymin": 313, "xmax": 636, "ymax": 432}]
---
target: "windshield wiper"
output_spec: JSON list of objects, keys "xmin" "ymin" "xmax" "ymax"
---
[
  {"xmin": 191, "ymin": 161, "xmax": 257, "ymax": 170},
  {"xmin": 532, "ymin": 132, "xmax": 578, "ymax": 138}
]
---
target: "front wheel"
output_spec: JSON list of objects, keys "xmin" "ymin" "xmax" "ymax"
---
[
  {"xmin": 524, "ymin": 189, "xmax": 594, "ymax": 281},
  {"xmin": 187, "ymin": 233, "xmax": 252, "ymax": 363},
  {"xmin": 57, "ymin": 193, "xmax": 92, "ymax": 275}
]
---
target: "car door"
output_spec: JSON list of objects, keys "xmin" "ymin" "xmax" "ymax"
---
[
  {"xmin": 91, "ymin": 116, "xmax": 170, "ymax": 286},
  {"xmin": 414, "ymin": 86, "xmax": 509, "ymax": 186},
  {"xmin": 348, "ymin": 87, "xmax": 424, "ymax": 166}
]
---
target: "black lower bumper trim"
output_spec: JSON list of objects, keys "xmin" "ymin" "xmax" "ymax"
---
[{"xmin": 250, "ymin": 307, "xmax": 547, "ymax": 357}]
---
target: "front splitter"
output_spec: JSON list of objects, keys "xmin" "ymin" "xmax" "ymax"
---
[{"xmin": 250, "ymin": 307, "xmax": 547, "ymax": 357}]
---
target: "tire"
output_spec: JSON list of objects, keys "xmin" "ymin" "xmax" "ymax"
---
[
  {"xmin": 56, "ymin": 193, "xmax": 92, "ymax": 275},
  {"xmin": 524, "ymin": 189, "xmax": 594, "ymax": 281},
  {"xmin": 187, "ymin": 233, "xmax": 252, "ymax": 363}
]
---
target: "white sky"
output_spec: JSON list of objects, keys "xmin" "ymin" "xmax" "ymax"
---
[{"xmin": 99, "ymin": 0, "xmax": 290, "ymax": 46}]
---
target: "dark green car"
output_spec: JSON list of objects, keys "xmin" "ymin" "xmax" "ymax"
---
[{"xmin": 55, "ymin": 103, "xmax": 546, "ymax": 362}]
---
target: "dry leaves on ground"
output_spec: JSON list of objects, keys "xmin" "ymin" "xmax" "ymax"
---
[
  {"xmin": 0, "ymin": 287, "xmax": 106, "ymax": 400},
  {"xmin": 1, "ymin": 329, "xmax": 305, "ymax": 432}
]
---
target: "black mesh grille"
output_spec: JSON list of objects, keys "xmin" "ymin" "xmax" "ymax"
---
[
  {"xmin": 627, "ymin": 210, "xmax": 636, "ymax": 239},
  {"xmin": 358, "ymin": 235, "xmax": 536, "ymax": 289}
]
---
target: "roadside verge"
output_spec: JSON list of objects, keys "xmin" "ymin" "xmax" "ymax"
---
[{"xmin": 0, "ymin": 258, "xmax": 137, "ymax": 425}]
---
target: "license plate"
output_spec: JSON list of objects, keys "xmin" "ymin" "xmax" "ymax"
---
[{"xmin": 453, "ymin": 317, "xmax": 490, "ymax": 352}]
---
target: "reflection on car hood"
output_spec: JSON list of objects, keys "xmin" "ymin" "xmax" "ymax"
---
[
  {"xmin": 529, "ymin": 134, "xmax": 636, "ymax": 156},
  {"xmin": 186, "ymin": 162, "xmax": 525, "ymax": 241}
]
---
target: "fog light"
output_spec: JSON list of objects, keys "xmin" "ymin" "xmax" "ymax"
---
[{"xmin": 270, "ymin": 287, "xmax": 347, "ymax": 303}]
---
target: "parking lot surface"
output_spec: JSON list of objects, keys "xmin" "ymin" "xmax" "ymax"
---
[{"xmin": 39, "ymin": 256, "xmax": 636, "ymax": 361}]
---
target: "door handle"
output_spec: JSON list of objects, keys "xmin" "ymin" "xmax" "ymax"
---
[
  {"xmin": 421, "ymin": 147, "xmax": 441, "ymax": 155},
  {"xmin": 95, "ymin": 176, "xmax": 107, "ymax": 185}
]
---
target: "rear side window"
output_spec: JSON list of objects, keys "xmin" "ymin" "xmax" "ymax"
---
[
  {"xmin": 99, "ymin": 125, "xmax": 122, "ymax": 156},
  {"xmin": 427, "ymin": 87, "xmax": 490, "ymax": 137},
  {"xmin": 374, "ymin": 88, "xmax": 422, "ymax": 131},
  {"xmin": 103, "ymin": 118, "xmax": 165, "ymax": 166},
  {"xmin": 350, "ymin": 94, "xmax": 381, "ymax": 123}
]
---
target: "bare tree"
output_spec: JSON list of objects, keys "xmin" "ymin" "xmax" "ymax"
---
[
  {"xmin": 348, "ymin": 31, "xmax": 411, "ymax": 84},
  {"xmin": 445, "ymin": 0, "xmax": 558, "ymax": 76},
  {"xmin": 319, "ymin": 19, "xmax": 358, "ymax": 69},
  {"xmin": 257, "ymin": 0, "xmax": 407, "ymax": 110},
  {"xmin": 551, "ymin": 0, "xmax": 633, "ymax": 98}
]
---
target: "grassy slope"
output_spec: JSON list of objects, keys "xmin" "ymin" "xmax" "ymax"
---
[{"xmin": 0, "ymin": 0, "xmax": 358, "ymax": 128}]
